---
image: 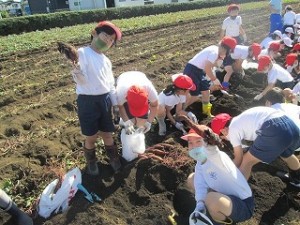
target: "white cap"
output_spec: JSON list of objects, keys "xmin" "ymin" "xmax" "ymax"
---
[
  {"xmin": 298, "ymin": 36, "xmax": 300, "ymax": 43},
  {"xmin": 273, "ymin": 30, "xmax": 282, "ymax": 39},
  {"xmin": 283, "ymin": 37, "xmax": 293, "ymax": 47},
  {"xmin": 285, "ymin": 27, "xmax": 294, "ymax": 34}
]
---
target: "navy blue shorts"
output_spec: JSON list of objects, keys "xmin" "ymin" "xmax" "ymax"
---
[
  {"xmin": 183, "ymin": 63, "xmax": 210, "ymax": 96},
  {"xmin": 223, "ymin": 55, "xmax": 235, "ymax": 67},
  {"xmin": 250, "ymin": 116, "xmax": 300, "ymax": 163},
  {"xmin": 228, "ymin": 195, "xmax": 254, "ymax": 223},
  {"xmin": 123, "ymin": 102, "xmax": 148, "ymax": 119},
  {"xmin": 232, "ymin": 36, "xmax": 244, "ymax": 45},
  {"xmin": 77, "ymin": 94, "xmax": 115, "ymax": 136}
]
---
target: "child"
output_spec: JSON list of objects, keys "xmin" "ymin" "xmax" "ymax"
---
[
  {"xmin": 182, "ymin": 126, "xmax": 254, "ymax": 224},
  {"xmin": 285, "ymin": 53, "xmax": 300, "ymax": 76},
  {"xmin": 254, "ymin": 55, "xmax": 294, "ymax": 100},
  {"xmin": 183, "ymin": 36, "xmax": 237, "ymax": 117},
  {"xmin": 220, "ymin": 4, "xmax": 247, "ymax": 44},
  {"xmin": 283, "ymin": 27, "xmax": 295, "ymax": 40},
  {"xmin": 211, "ymin": 109, "xmax": 300, "ymax": 186},
  {"xmin": 259, "ymin": 41, "xmax": 282, "ymax": 60},
  {"xmin": 116, "ymin": 71, "xmax": 158, "ymax": 135},
  {"xmin": 72, "ymin": 21, "xmax": 122, "ymax": 175},
  {"xmin": 221, "ymin": 43, "xmax": 262, "ymax": 90},
  {"xmin": 157, "ymin": 74, "xmax": 197, "ymax": 136},
  {"xmin": 283, "ymin": 5, "xmax": 296, "ymax": 32},
  {"xmin": 260, "ymin": 30, "xmax": 282, "ymax": 49}
]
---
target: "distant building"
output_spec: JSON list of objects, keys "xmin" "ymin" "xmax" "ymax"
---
[
  {"xmin": 28, "ymin": 0, "xmax": 69, "ymax": 14},
  {"xmin": 0, "ymin": 0, "xmax": 23, "ymax": 16}
]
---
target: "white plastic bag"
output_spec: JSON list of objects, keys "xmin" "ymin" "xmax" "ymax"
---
[
  {"xmin": 38, "ymin": 167, "xmax": 82, "ymax": 218},
  {"xmin": 121, "ymin": 128, "xmax": 146, "ymax": 161}
]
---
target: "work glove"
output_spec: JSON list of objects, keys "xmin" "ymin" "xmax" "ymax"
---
[
  {"xmin": 143, "ymin": 121, "xmax": 152, "ymax": 133},
  {"xmin": 175, "ymin": 122, "xmax": 187, "ymax": 134},
  {"xmin": 189, "ymin": 209, "xmax": 213, "ymax": 225},
  {"xmin": 71, "ymin": 67, "xmax": 86, "ymax": 85},
  {"xmin": 187, "ymin": 112, "xmax": 198, "ymax": 124},
  {"xmin": 221, "ymin": 81, "xmax": 230, "ymax": 90},
  {"xmin": 124, "ymin": 120, "xmax": 135, "ymax": 135},
  {"xmin": 254, "ymin": 93, "xmax": 263, "ymax": 101},
  {"xmin": 112, "ymin": 106, "xmax": 120, "ymax": 124}
]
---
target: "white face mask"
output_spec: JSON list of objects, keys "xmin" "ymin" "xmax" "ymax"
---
[{"xmin": 188, "ymin": 146, "xmax": 207, "ymax": 163}]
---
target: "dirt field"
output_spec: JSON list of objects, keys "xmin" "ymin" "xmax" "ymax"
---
[{"xmin": 0, "ymin": 4, "xmax": 300, "ymax": 225}]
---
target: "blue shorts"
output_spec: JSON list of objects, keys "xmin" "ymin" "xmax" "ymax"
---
[
  {"xmin": 250, "ymin": 116, "xmax": 300, "ymax": 163},
  {"xmin": 77, "ymin": 94, "xmax": 115, "ymax": 136},
  {"xmin": 222, "ymin": 55, "xmax": 235, "ymax": 67},
  {"xmin": 123, "ymin": 102, "xmax": 148, "ymax": 119},
  {"xmin": 183, "ymin": 63, "xmax": 210, "ymax": 96},
  {"xmin": 270, "ymin": 14, "xmax": 283, "ymax": 34},
  {"xmin": 228, "ymin": 195, "xmax": 254, "ymax": 223},
  {"xmin": 232, "ymin": 36, "xmax": 244, "ymax": 45}
]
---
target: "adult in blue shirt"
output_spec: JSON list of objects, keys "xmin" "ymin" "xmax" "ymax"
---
[{"xmin": 269, "ymin": 0, "xmax": 283, "ymax": 33}]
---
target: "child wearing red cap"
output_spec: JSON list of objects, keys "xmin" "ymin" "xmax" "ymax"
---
[
  {"xmin": 183, "ymin": 36, "xmax": 236, "ymax": 117},
  {"xmin": 258, "ymin": 41, "xmax": 282, "ymax": 60},
  {"xmin": 156, "ymin": 74, "xmax": 197, "ymax": 136},
  {"xmin": 116, "ymin": 71, "xmax": 158, "ymax": 135},
  {"xmin": 221, "ymin": 43, "xmax": 262, "ymax": 90},
  {"xmin": 182, "ymin": 126, "xmax": 254, "ymax": 224},
  {"xmin": 211, "ymin": 108, "xmax": 300, "ymax": 187},
  {"xmin": 285, "ymin": 53, "xmax": 300, "ymax": 77},
  {"xmin": 220, "ymin": 4, "xmax": 247, "ymax": 44},
  {"xmin": 254, "ymin": 55, "xmax": 294, "ymax": 100},
  {"xmin": 72, "ymin": 21, "xmax": 122, "ymax": 175}
]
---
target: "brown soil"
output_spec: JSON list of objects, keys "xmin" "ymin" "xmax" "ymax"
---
[{"xmin": 0, "ymin": 5, "xmax": 300, "ymax": 225}]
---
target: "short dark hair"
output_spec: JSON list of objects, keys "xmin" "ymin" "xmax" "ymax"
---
[{"xmin": 264, "ymin": 87, "xmax": 285, "ymax": 104}]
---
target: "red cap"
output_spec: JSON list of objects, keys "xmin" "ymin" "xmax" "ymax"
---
[
  {"xmin": 181, "ymin": 128, "xmax": 203, "ymax": 141},
  {"xmin": 211, "ymin": 113, "xmax": 232, "ymax": 135},
  {"xmin": 285, "ymin": 53, "xmax": 298, "ymax": 66},
  {"xmin": 221, "ymin": 36, "xmax": 237, "ymax": 51},
  {"xmin": 227, "ymin": 4, "xmax": 240, "ymax": 12},
  {"xmin": 250, "ymin": 43, "xmax": 262, "ymax": 59},
  {"xmin": 293, "ymin": 43, "xmax": 300, "ymax": 51},
  {"xmin": 257, "ymin": 55, "xmax": 272, "ymax": 72},
  {"xmin": 172, "ymin": 74, "xmax": 196, "ymax": 91},
  {"xmin": 96, "ymin": 21, "xmax": 122, "ymax": 41},
  {"xmin": 126, "ymin": 85, "xmax": 149, "ymax": 117},
  {"xmin": 268, "ymin": 41, "xmax": 281, "ymax": 51}
]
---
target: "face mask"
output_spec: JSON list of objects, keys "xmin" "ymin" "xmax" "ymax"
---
[
  {"xmin": 94, "ymin": 38, "xmax": 110, "ymax": 52},
  {"xmin": 188, "ymin": 146, "xmax": 207, "ymax": 163}
]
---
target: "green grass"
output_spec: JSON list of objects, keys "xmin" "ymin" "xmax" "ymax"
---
[{"xmin": 0, "ymin": 0, "xmax": 298, "ymax": 56}]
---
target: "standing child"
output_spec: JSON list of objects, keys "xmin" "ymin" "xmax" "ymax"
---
[
  {"xmin": 156, "ymin": 74, "xmax": 197, "ymax": 136},
  {"xmin": 182, "ymin": 126, "xmax": 254, "ymax": 224},
  {"xmin": 72, "ymin": 21, "xmax": 122, "ymax": 175},
  {"xmin": 254, "ymin": 55, "xmax": 294, "ymax": 100},
  {"xmin": 183, "ymin": 36, "xmax": 237, "ymax": 117},
  {"xmin": 220, "ymin": 4, "xmax": 247, "ymax": 44}
]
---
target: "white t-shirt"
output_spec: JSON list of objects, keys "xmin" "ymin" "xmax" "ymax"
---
[
  {"xmin": 292, "ymin": 81, "xmax": 300, "ymax": 94},
  {"xmin": 188, "ymin": 45, "xmax": 219, "ymax": 70},
  {"xmin": 194, "ymin": 145, "xmax": 252, "ymax": 210},
  {"xmin": 230, "ymin": 45, "xmax": 249, "ymax": 60},
  {"xmin": 283, "ymin": 11, "xmax": 296, "ymax": 25},
  {"xmin": 258, "ymin": 48, "xmax": 268, "ymax": 57},
  {"xmin": 158, "ymin": 92, "xmax": 186, "ymax": 109},
  {"xmin": 260, "ymin": 37, "xmax": 273, "ymax": 49},
  {"xmin": 76, "ymin": 46, "xmax": 117, "ymax": 105},
  {"xmin": 116, "ymin": 71, "xmax": 158, "ymax": 105},
  {"xmin": 222, "ymin": 16, "xmax": 242, "ymax": 37},
  {"xmin": 229, "ymin": 106, "xmax": 284, "ymax": 147},
  {"xmin": 271, "ymin": 103, "xmax": 300, "ymax": 128},
  {"xmin": 295, "ymin": 14, "xmax": 300, "ymax": 23},
  {"xmin": 267, "ymin": 64, "xmax": 294, "ymax": 84}
]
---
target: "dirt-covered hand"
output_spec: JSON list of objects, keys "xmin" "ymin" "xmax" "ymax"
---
[
  {"xmin": 113, "ymin": 106, "xmax": 120, "ymax": 124},
  {"xmin": 57, "ymin": 42, "xmax": 78, "ymax": 65},
  {"xmin": 143, "ymin": 121, "xmax": 152, "ymax": 133}
]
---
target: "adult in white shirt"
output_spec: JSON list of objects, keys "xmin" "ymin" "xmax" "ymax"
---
[
  {"xmin": 116, "ymin": 71, "xmax": 158, "ymax": 135},
  {"xmin": 254, "ymin": 55, "xmax": 294, "ymax": 100},
  {"xmin": 156, "ymin": 74, "xmax": 197, "ymax": 136},
  {"xmin": 260, "ymin": 30, "xmax": 282, "ymax": 49},
  {"xmin": 183, "ymin": 36, "xmax": 237, "ymax": 117},
  {"xmin": 182, "ymin": 126, "xmax": 254, "ymax": 224},
  {"xmin": 220, "ymin": 4, "xmax": 246, "ymax": 44},
  {"xmin": 221, "ymin": 43, "xmax": 262, "ymax": 90},
  {"xmin": 211, "ymin": 107, "xmax": 300, "ymax": 187}
]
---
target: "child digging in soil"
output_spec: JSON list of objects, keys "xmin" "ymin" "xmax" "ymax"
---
[
  {"xmin": 183, "ymin": 36, "xmax": 237, "ymax": 117},
  {"xmin": 156, "ymin": 74, "xmax": 197, "ymax": 136},
  {"xmin": 182, "ymin": 126, "xmax": 254, "ymax": 225},
  {"xmin": 71, "ymin": 21, "xmax": 122, "ymax": 175}
]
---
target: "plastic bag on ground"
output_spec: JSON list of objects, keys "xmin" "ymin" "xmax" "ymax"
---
[{"xmin": 121, "ymin": 128, "xmax": 146, "ymax": 161}]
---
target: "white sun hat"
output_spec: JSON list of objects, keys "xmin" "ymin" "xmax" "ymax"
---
[
  {"xmin": 283, "ymin": 37, "xmax": 293, "ymax": 47},
  {"xmin": 273, "ymin": 30, "xmax": 283, "ymax": 39},
  {"xmin": 285, "ymin": 27, "xmax": 294, "ymax": 34}
]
